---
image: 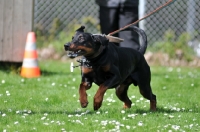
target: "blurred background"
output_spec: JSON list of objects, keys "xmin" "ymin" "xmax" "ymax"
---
[
  {"xmin": 1, "ymin": 0, "xmax": 200, "ymax": 66},
  {"xmin": 34, "ymin": 0, "xmax": 200, "ymax": 46}
]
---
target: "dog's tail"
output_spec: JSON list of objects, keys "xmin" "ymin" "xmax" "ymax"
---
[{"xmin": 122, "ymin": 26, "xmax": 147, "ymax": 55}]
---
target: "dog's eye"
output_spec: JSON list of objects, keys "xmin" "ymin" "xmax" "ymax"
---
[{"xmin": 78, "ymin": 36, "xmax": 84, "ymax": 42}]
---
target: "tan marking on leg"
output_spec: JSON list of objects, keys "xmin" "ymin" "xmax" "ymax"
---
[{"xmin": 93, "ymin": 84, "xmax": 107, "ymax": 110}]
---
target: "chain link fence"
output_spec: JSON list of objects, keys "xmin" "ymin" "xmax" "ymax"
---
[
  {"xmin": 144, "ymin": 0, "xmax": 200, "ymax": 42},
  {"xmin": 34, "ymin": 0, "xmax": 99, "ymax": 34},
  {"xmin": 34, "ymin": 0, "xmax": 200, "ymax": 55}
]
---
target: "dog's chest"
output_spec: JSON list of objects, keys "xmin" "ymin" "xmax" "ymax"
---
[{"xmin": 89, "ymin": 65, "xmax": 112, "ymax": 85}]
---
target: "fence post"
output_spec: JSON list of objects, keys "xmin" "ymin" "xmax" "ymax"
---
[{"xmin": 187, "ymin": 0, "xmax": 196, "ymax": 36}]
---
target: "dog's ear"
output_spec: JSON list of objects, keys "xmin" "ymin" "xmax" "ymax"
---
[
  {"xmin": 92, "ymin": 34, "xmax": 109, "ymax": 46},
  {"xmin": 91, "ymin": 35, "xmax": 97, "ymax": 43},
  {"xmin": 76, "ymin": 26, "xmax": 85, "ymax": 33},
  {"xmin": 98, "ymin": 35, "xmax": 109, "ymax": 46}
]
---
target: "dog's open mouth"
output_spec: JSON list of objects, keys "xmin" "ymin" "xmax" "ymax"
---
[{"xmin": 68, "ymin": 50, "xmax": 85, "ymax": 58}]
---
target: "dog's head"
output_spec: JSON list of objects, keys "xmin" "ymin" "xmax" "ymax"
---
[{"xmin": 64, "ymin": 26, "xmax": 109, "ymax": 58}]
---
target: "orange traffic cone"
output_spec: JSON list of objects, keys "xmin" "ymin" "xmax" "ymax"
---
[{"xmin": 21, "ymin": 32, "xmax": 40, "ymax": 78}]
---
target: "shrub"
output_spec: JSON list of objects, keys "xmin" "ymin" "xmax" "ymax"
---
[
  {"xmin": 34, "ymin": 17, "xmax": 99, "ymax": 53},
  {"xmin": 149, "ymin": 29, "xmax": 195, "ymax": 61}
]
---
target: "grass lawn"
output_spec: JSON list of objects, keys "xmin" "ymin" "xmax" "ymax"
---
[{"xmin": 0, "ymin": 60, "xmax": 199, "ymax": 132}]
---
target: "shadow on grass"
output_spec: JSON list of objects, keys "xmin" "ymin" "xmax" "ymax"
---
[
  {"xmin": 1, "ymin": 107, "xmax": 198, "ymax": 116},
  {"xmin": 40, "ymin": 69, "xmax": 70, "ymax": 76},
  {"xmin": 27, "ymin": 107, "xmax": 198, "ymax": 116},
  {"xmin": 0, "ymin": 62, "xmax": 22, "ymax": 74},
  {"xmin": 8, "ymin": 110, "xmax": 98, "ymax": 116},
  {"xmin": 0, "ymin": 62, "xmax": 70, "ymax": 77},
  {"xmin": 135, "ymin": 107, "xmax": 176, "ymax": 114},
  {"xmin": 134, "ymin": 107, "xmax": 199, "ymax": 114}
]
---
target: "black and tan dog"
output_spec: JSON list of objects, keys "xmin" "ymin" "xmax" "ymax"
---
[{"xmin": 64, "ymin": 26, "xmax": 156, "ymax": 111}]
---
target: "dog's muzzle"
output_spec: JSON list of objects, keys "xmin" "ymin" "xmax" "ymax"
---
[
  {"xmin": 64, "ymin": 42, "xmax": 70, "ymax": 51},
  {"xmin": 64, "ymin": 42, "xmax": 80, "ymax": 59}
]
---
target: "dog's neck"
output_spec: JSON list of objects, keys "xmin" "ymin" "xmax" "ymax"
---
[{"xmin": 85, "ymin": 45, "xmax": 105, "ymax": 59}]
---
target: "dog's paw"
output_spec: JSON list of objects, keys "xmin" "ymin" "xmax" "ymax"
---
[
  {"xmin": 123, "ymin": 100, "xmax": 132, "ymax": 109},
  {"xmin": 93, "ymin": 98, "xmax": 103, "ymax": 111},
  {"xmin": 150, "ymin": 100, "xmax": 157, "ymax": 111},
  {"xmin": 93, "ymin": 102, "xmax": 102, "ymax": 111},
  {"xmin": 123, "ymin": 104, "xmax": 131, "ymax": 109},
  {"xmin": 80, "ymin": 102, "xmax": 88, "ymax": 108},
  {"xmin": 79, "ymin": 97, "xmax": 88, "ymax": 108}
]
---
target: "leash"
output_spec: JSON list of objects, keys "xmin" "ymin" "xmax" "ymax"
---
[{"xmin": 108, "ymin": 0, "xmax": 175, "ymax": 36}]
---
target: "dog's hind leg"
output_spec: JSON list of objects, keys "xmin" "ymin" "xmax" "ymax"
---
[
  {"xmin": 115, "ymin": 76, "xmax": 132, "ymax": 109},
  {"xmin": 137, "ymin": 65, "xmax": 157, "ymax": 111},
  {"xmin": 131, "ymin": 60, "xmax": 157, "ymax": 111},
  {"xmin": 139, "ymin": 87, "xmax": 156, "ymax": 111}
]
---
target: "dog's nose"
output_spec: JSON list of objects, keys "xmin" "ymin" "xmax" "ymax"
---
[{"xmin": 64, "ymin": 43, "xmax": 70, "ymax": 50}]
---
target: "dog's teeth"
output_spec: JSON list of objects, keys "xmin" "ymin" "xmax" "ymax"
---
[{"xmin": 78, "ymin": 50, "xmax": 81, "ymax": 53}]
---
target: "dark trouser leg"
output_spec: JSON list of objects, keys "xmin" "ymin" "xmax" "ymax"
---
[
  {"xmin": 119, "ymin": 6, "xmax": 139, "ymax": 50},
  {"xmin": 99, "ymin": 6, "xmax": 119, "ymax": 35},
  {"xmin": 99, "ymin": 6, "xmax": 120, "ymax": 46}
]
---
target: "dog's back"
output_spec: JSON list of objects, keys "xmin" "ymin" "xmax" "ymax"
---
[{"xmin": 104, "ymin": 42, "xmax": 146, "ymax": 84}]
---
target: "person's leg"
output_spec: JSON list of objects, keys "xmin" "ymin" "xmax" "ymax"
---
[
  {"xmin": 99, "ymin": 6, "xmax": 119, "ymax": 36},
  {"xmin": 119, "ymin": 6, "xmax": 139, "ymax": 50}
]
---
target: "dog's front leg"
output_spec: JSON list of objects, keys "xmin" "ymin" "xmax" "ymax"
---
[
  {"xmin": 79, "ymin": 66, "xmax": 93, "ymax": 108},
  {"xmin": 94, "ymin": 66, "xmax": 121, "ymax": 110},
  {"xmin": 79, "ymin": 81, "xmax": 92, "ymax": 108},
  {"xmin": 93, "ymin": 84, "xmax": 108, "ymax": 110}
]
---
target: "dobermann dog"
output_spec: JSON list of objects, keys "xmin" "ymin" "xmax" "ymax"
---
[{"xmin": 64, "ymin": 26, "xmax": 156, "ymax": 111}]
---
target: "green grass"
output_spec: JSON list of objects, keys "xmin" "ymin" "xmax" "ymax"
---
[{"xmin": 0, "ymin": 60, "xmax": 199, "ymax": 132}]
